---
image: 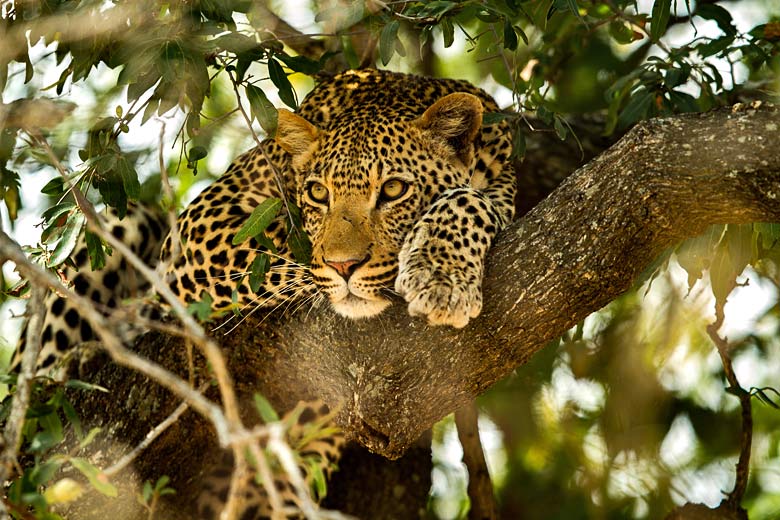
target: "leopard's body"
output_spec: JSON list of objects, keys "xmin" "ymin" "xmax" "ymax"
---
[{"xmin": 15, "ymin": 69, "xmax": 516, "ymax": 518}]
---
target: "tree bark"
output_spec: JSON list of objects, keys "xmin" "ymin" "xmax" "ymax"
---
[{"xmin": 61, "ymin": 104, "xmax": 780, "ymax": 517}]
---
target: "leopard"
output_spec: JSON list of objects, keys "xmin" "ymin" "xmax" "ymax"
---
[{"xmin": 11, "ymin": 69, "xmax": 516, "ymax": 518}]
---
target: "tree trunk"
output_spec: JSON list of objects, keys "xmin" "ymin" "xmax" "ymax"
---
[{"xmin": 61, "ymin": 104, "xmax": 780, "ymax": 518}]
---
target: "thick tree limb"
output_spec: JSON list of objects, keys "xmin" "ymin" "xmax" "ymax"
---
[
  {"xmin": 227, "ymin": 103, "xmax": 780, "ymax": 458},
  {"xmin": 59, "ymin": 104, "xmax": 780, "ymax": 518}
]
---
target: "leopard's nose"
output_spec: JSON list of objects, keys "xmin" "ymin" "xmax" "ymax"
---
[{"xmin": 325, "ymin": 255, "xmax": 368, "ymax": 280}]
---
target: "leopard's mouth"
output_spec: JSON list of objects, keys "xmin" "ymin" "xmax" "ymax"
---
[{"xmin": 329, "ymin": 292, "xmax": 391, "ymax": 319}]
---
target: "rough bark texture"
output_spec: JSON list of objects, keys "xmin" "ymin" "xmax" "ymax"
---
[{"xmin": 60, "ymin": 104, "xmax": 780, "ymax": 518}]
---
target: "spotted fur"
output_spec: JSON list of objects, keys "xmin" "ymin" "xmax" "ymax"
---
[
  {"xmin": 161, "ymin": 69, "xmax": 515, "ymax": 328},
  {"xmin": 15, "ymin": 69, "xmax": 516, "ymax": 518}
]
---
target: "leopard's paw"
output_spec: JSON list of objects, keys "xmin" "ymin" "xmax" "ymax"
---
[{"xmin": 395, "ymin": 232, "xmax": 483, "ymax": 328}]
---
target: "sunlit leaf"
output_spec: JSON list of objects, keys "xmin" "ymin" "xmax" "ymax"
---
[
  {"xmin": 47, "ymin": 210, "xmax": 85, "ymax": 267},
  {"xmin": 676, "ymin": 225, "xmax": 724, "ymax": 291}
]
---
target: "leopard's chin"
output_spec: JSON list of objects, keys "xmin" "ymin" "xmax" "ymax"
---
[{"xmin": 330, "ymin": 293, "xmax": 391, "ymax": 319}]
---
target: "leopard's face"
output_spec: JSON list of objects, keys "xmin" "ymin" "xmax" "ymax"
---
[{"xmin": 275, "ymin": 93, "xmax": 482, "ymax": 319}]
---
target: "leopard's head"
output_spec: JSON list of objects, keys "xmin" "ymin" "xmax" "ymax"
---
[{"xmin": 274, "ymin": 93, "xmax": 483, "ymax": 319}]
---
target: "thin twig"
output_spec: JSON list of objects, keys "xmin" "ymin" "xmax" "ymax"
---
[
  {"xmin": 455, "ymin": 401, "xmax": 497, "ymax": 520},
  {"xmin": 157, "ymin": 119, "xmax": 182, "ymax": 269},
  {"xmin": 706, "ymin": 301, "xmax": 751, "ymax": 510},
  {"xmin": 103, "ymin": 383, "xmax": 209, "ymax": 477},
  {"xmin": 267, "ymin": 422, "xmax": 321, "ymax": 519},
  {"xmin": 0, "ymin": 285, "xmax": 47, "ymax": 506}
]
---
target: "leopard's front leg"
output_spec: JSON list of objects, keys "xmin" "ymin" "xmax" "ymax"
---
[{"xmin": 395, "ymin": 187, "xmax": 507, "ymax": 328}]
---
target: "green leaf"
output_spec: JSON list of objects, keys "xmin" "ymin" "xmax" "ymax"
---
[
  {"xmin": 84, "ymin": 230, "xmax": 108, "ymax": 271},
  {"xmin": 188, "ymin": 145, "xmax": 208, "ymax": 163},
  {"xmin": 503, "ymin": 20, "xmax": 518, "ymax": 51},
  {"xmin": 305, "ymin": 456, "xmax": 328, "ymax": 500},
  {"xmin": 154, "ymin": 475, "xmax": 171, "ymax": 492},
  {"xmin": 564, "ymin": 0, "xmax": 584, "ymax": 22},
  {"xmin": 71, "ymin": 458, "xmax": 117, "ymax": 498},
  {"xmin": 676, "ymin": 225, "xmax": 724, "ymax": 291},
  {"xmin": 726, "ymin": 224, "xmax": 752, "ymax": 277},
  {"xmin": 664, "ymin": 65, "xmax": 691, "ymax": 88},
  {"xmin": 268, "ymin": 59, "xmax": 297, "ymax": 109},
  {"xmin": 253, "ymin": 393, "xmax": 279, "ymax": 423},
  {"xmin": 510, "ymin": 126, "xmax": 526, "ymax": 160},
  {"xmin": 697, "ymin": 35, "xmax": 735, "ymax": 57},
  {"xmin": 47, "ymin": 210, "xmax": 85, "ymax": 267},
  {"xmin": 61, "ymin": 398, "xmax": 83, "ymax": 439},
  {"xmin": 616, "ymin": 88, "xmax": 654, "ymax": 129},
  {"xmin": 650, "ymin": 0, "xmax": 672, "ymax": 41},
  {"xmin": 276, "ymin": 54, "xmax": 322, "ymax": 75},
  {"xmin": 379, "ymin": 20, "xmax": 400, "ymax": 66},
  {"xmin": 141, "ymin": 481, "xmax": 153, "ymax": 504},
  {"xmin": 697, "ymin": 4, "xmax": 736, "ymax": 36},
  {"xmin": 30, "ymin": 459, "xmax": 64, "ymax": 487},
  {"xmin": 535, "ymin": 105, "xmax": 553, "ymax": 125},
  {"xmin": 232, "ymin": 198, "xmax": 282, "ymax": 245},
  {"xmin": 482, "ymin": 112, "xmax": 513, "ymax": 125},
  {"xmin": 79, "ymin": 427, "xmax": 102, "ymax": 449},
  {"xmin": 440, "ymin": 17, "xmax": 454, "ymax": 48},
  {"xmin": 212, "ymin": 32, "xmax": 259, "ymax": 54},
  {"xmin": 751, "ymin": 387, "xmax": 780, "ymax": 409},
  {"xmin": 41, "ymin": 177, "xmax": 66, "ymax": 196},
  {"xmin": 553, "ymin": 116, "xmax": 568, "ymax": 140},
  {"xmin": 286, "ymin": 202, "xmax": 312, "ymax": 265},
  {"xmin": 254, "ymin": 232, "xmax": 278, "ymax": 255},
  {"xmin": 245, "ymin": 84, "xmax": 278, "ymax": 136},
  {"xmin": 188, "ymin": 291, "xmax": 214, "ymax": 321},
  {"xmin": 709, "ymin": 243, "xmax": 737, "ymax": 307},
  {"xmin": 609, "ymin": 21, "xmax": 635, "ymax": 45},
  {"xmin": 117, "ymin": 156, "xmax": 141, "ymax": 200},
  {"xmin": 41, "ymin": 202, "xmax": 76, "ymax": 236},
  {"xmin": 29, "ymin": 429, "xmax": 62, "ymax": 452},
  {"xmin": 668, "ymin": 91, "xmax": 699, "ymax": 113},
  {"xmin": 755, "ymin": 223, "xmax": 780, "ymax": 250},
  {"xmin": 248, "ymin": 253, "xmax": 270, "ymax": 293}
]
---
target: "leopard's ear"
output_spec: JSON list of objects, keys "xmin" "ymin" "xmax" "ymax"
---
[
  {"xmin": 415, "ymin": 92, "xmax": 483, "ymax": 162},
  {"xmin": 275, "ymin": 109, "xmax": 319, "ymax": 156}
]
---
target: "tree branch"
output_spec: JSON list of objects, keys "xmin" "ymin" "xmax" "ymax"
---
[
  {"xmin": 56, "ymin": 104, "xmax": 780, "ymax": 518},
  {"xmin": 455, "ymin": 402, "xmax": 496, "ymax": 520},
  {"xmin": 226, "ymin": 103, "xmax": 780, "ymax": 458}
]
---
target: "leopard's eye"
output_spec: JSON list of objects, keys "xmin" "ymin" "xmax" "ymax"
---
[
  {"xmin": 379, "ymin": 179, "xmax": 409, "ymax": 202},
  {"xmin": 307, "ymin": 182, "xmax": 329, "ymax": 204}
]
